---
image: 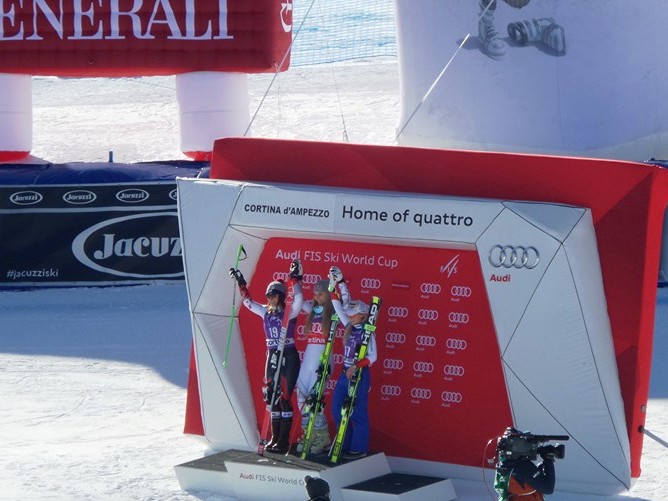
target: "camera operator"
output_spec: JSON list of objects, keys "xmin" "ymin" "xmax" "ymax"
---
[
  {"xmin": 494, "ymin": 428, "xmax": 557, "ymax": 501},
  {"xmin": 304, "ymin": 475, "xmax": 330, "ymax": 501}
]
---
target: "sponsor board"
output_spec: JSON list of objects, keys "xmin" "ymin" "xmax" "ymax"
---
[
  {"xmin": 0, "ymin": 183, "xmax": 182, "ymax": 286},
  {"xmin": 238, "ymin": 237, "xmax": 510, "ymax": 468}
]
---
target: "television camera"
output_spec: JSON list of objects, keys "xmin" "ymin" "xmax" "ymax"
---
[{"xmin": 497, "ymin": 428, "xmax": 569, "ymax": 462}]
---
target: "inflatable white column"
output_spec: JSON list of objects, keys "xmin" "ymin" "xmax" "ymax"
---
[
  {"xmin": 0, "ymin": 73, "xmax": 32, "ymax": 162},
  {"xmin": 176, "ymin": 71, "xmax": 250, "ymax": 161}
]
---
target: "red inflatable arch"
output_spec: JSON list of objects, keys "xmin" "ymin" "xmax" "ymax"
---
[{"xmin": 0, "ymin": 0, "xmax": 293, "ymax": 161}]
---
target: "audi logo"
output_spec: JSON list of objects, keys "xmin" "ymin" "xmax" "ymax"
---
[
  {"xmin": 446, "ymin": 338, "xmax": 467, "ymax": 350},
  {"xmin": 381, "ymin": 385, "xmax": 402, "ymax": 397},
  {"xmin": 489, "ymin": 245, "xmax": 540, "ymax": 269},
  {"xmin": 413, "ymin": 361, "xmax": 434, "ymax": 373},
  {"xmin": 411, "ymin": 387, "xmax": 432, "ymax": 400},
  {"xmin": 450, "ymin": 285, "xmax": 472, "ymax": 298},
  {"xmin": 272, "ymin": 272, "xmax": 321, "ymax": 284},
  {"xmin": 420, "ymin": 283, "xmax": 442, "ymax": 294},
  {"xmin": 332, "ymin": 354, "xmax": 344, "ymax": 365},
  {"xmin": 327, "ymin": 379, "xmax": 336, "ymax": 391},
  {"xmin": 386, "ymin": 332, "xmax": 407, "ymax": 344},
  {"xmin": 441, "ymin": 391, "xmax": 463, "ymax": 403},
  {"xmin": 415, "ymin": 335, "xmax": 437, "ymax": 347},
  {"xmin": 418, "ymin": 309, "xmax": 439, "ymax": 321},
  {"xmin": 383, "ymin": 359, "xmax": 404, "ymax": 370},
  {"xmin": 360, "ymin": 278, "xmax": 381, "ymax": 289},
  {"xmin": 443, "ymin": 365, "xmax": 465, "ymax": 377},
  {"xmin": 387, "ymin": 306, "xmax": 409, "ymax": 318},
  {"xmin": 448, "ymin": 312, "xmax": 469, "ymax": 324}
]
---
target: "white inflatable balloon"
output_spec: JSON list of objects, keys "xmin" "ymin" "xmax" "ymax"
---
[
  {"xmin": 0, "ymin": 73, "xmax": 32, "ymax": 162},
  {"xmin": 395, "ymin": 0, "xmax": 668, "ymax": 161},
  {"xmin": 176, "ymin": 72, "xmax": 250, "ymax": 161}
]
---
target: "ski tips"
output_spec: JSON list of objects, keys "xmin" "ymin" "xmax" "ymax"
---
[{"xmin": 237, "ymin": 244, "xmax": 247, "ymax": 261}]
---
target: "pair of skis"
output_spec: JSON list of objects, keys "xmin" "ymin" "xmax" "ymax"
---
[
  {"xmin": 300, "ymin": 307, "xmax": 340, "ymax": 459},
  {"xmin": 328, "ymin": 295, "xmax": 382, "ymax": 463}
]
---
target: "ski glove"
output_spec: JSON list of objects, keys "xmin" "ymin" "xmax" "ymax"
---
[
  {"xmin": 289, "ymin": 259, "xmax": 303, "ymax": 281},
  {"xmin": 229, "ymin": 267, "xmax": 247, "ymax": 286}
]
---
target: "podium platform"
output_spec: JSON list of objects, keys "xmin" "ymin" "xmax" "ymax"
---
[{"xmin": 175, "ymin": 449, "xmax": 457, "ymax": 501}]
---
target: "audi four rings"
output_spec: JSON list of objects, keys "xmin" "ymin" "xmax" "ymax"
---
[
  {"xmin": 360, "ymin": 278, "xmax": 381, "ymax": 289},
  {"xmin": 418, "ymin": 309, "xmax": 439, "ymax": 321},
  {"xmin": 420, "ymin": 283, "xmax": 442, "ymax": 294},
  {"xmin": 411, "ymin": 387, "xmax": 432, "ymax": 400},
  {"xmin": 387, "ymin": 306, "xmax": 409, "ymax": 318},
  {"xmin": 443, "ymin": 364, "xmax": 465, "ymax": 377},
  {"xmin": 415, "ymin": 335, "xmax": 437, "ymax": 347},
  {"xmin": 385, "ymin": 332, "xmax": 407, "ymax": 344},
  {"xmin": 488, "ymin": 245, "xmax": 540, "ymax": 269},
  {"xmin": 383, "ymin": 358, "xmax": 404, "ymax": 370},
  {"xmin": 446, "ymin": 338, "xmax": 467, "ymax": 350},
  {"xmin": 272, "ymin": 272, "xmax": 321, "ymax": 284},
  {"xmin": 413, "ymin": 361, "xmax": 435, "ymax": 373},
  {"xmin": 448, "ymin": 312, "xmax": 469, "ymax": 324},
  {"xmin": 441, "ymin": 391, "xmax": 463, "ymax": 403},
  {"xmin": 381, "ymin": 385, "xmax": 402, "ymax": 397},
  {"xmin": 450, "ymin": 285, "xmax": 472, "ymax": 297}
]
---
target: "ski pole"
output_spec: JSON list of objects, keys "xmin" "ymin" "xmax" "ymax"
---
[{"xmin": 223, "ymin": 244, "xmax": 247, "ymax": 367}]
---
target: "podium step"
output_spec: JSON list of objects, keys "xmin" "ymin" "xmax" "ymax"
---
[
  {"xmin": 342, "ymin": 472, "xmax": 456, "ymax": 501},
  {"xmin": 175, "ymin": 449, "xmax": 418, "ymax": 501}
]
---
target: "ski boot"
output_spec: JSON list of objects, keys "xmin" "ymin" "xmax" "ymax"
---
[
  {"xmin": 479, "ymin": 0, "xmax": 506, "ymax": 59},
  {"xmin": 507, "ymin": 18, "xmax": 566, "ymax": 54}
]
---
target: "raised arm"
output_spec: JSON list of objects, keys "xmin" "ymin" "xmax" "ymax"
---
[
  {"xmin": 229, "ymin": 266, "xmax": 265, "ymax": 318},
  {"xmin": 288, "ymin": 259, "xmax": 304, "ymax": 319}
]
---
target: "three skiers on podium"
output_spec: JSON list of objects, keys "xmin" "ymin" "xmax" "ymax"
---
[{"xmin": 230, "ymin": 259, "xmax": 376, "ymax": 458}]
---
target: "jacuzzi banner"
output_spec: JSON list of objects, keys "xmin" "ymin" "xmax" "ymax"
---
[
  {"xmin": 394, "ymin": 0, "xmax": 668, "ymax": 161},
  {"xmin": 0, "ymin": 182, "xmax": 182, "ymax": 287}
]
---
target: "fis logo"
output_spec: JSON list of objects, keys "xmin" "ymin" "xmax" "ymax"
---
[{"xmin": 440, "ymin": 254, "xmax": 460, "ymax": 278}]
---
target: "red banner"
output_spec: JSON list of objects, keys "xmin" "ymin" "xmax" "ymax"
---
[
  {"xmin": 241, "ymin": 237, "xmax": 512, "ymax": 467},
  {"xmin": 0, "ymin": 0, "xmax": 292, "ymax": 76}
]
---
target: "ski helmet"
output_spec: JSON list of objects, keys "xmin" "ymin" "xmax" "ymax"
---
[
  {"xmin": 345, "ymin": 300, "xmax": 369, "ymax": 316},
  {"xmin": 265, "ymin": 280, "xmax": 286, "ymax": 297}
]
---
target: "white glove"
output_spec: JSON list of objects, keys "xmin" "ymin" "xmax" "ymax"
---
[{"xmin": 328, "ymin": 266, "xmax": 344, "ymax": 284}]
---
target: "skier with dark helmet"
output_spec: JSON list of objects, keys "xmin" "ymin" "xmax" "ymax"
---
[{"xmin": 229, "ymin": 259, "xmax": 304, "ymax": 453}]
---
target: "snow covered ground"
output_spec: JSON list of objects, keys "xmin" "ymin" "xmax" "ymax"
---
[{"xmin": 1, "ymin": 59, "xmax": 667, "ymax": 500}]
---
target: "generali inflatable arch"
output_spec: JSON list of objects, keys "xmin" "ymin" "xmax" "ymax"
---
[
  {"xmin": 0, "ymin": 1, "xmax": 292, "ymax": 162},
  {"xmin": 177, "ymin": 138, "xmax": 668, "ymax": 496},
  {"xmin": 394, "ymin": 0, "xmax": 668, "ymax": 162}
]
